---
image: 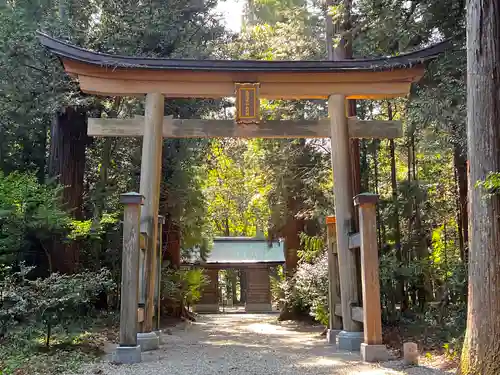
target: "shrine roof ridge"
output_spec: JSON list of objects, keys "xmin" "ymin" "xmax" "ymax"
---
[{"xmin": 37, "ymin": 31, "xmax": 450, "ymax": 73}]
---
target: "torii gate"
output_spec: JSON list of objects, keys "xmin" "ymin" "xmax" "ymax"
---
[{"xmin": 38, "ymin": 32, "xmax": 448, "ymax": 364}]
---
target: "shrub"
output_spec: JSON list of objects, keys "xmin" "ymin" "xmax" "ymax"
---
[
  {"xmin": 161, "ymin": 267, "xmax": 209, "ymax": 310},
  {"xmin": 0, "ymin": 265, "xmax": 33, "ymax": 337},
  {"xmin": 0, "ymin": 265, "xmax": 114, "ymax": 347},
  {"xmin": 276, "ymin": 251, "xmax": 330, "ymax": 324},
  {"xmin": 0, "ymin": 171, "xmax": 70, "ymax": 265},
  {"xmin": 28, "ymin": 268, "xmax": 115, "ymax": 347},
  {"xmin": 293, "ymin": 253, "xmax": 330, "ymax": 324}
]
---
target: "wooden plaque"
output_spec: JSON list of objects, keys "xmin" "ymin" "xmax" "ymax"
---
[
  {"xmin": 326, "ymin": 216, "xmax": 336, "ymax": 225},
  {"xmin": 235, "ymin": 83, "xmax": 260, "ymax": 124}
]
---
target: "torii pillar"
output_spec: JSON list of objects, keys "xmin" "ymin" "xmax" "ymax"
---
[
  {"xmin": 137, "ymin": 93, "xmax": 164, "ymax": 351},
  {"xmin": 329, "ymin": 94, "xmax": 363, "ymax": 350}
]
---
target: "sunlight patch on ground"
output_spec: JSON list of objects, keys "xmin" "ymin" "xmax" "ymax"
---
[
  {"xmin": 296, "ymin": 357, "xmax": 344, "ymax": 367},
  {"xmin": 199, "ymin": 339, "xmax": 265, "ymax": 348},
  {"xmin": 245, "ymin": 322, "xmax": 302, "ymax": 335},
  {"xmin": 354, "ymin": 369, "xmax": 402, "ymax": 375}
]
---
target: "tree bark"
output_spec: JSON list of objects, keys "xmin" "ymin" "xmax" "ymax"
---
[
  {"xmin": 163, "ymin": 215, "xmax": 181, "ymax": 268},
  {"xmin": 459, "ymin": 1, "xmax": 500, "ymax": 373},
  {"xmin": 454, "ymin": 145, "xmax": 469, "ymax": 263},
  {"xmin": 48, "ymin": 107, "xmax": 87, "ymax": 274},
  {"xmin": 230, "ymin": 270, "xmax": 237, "ymax": 303},
  {"xmin": 283, "ymin": 197, "xmax": 303, "ymax": 276},
  {"xmin": 240, "ymin": 269, "xmax": 247, "ymax": 303},
  {"xmin": 388, "ymin": 103, "xmax": 405, "ymax": 313}
]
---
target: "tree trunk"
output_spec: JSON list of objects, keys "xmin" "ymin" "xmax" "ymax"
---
[
  {"xmin": 388, "ymin": 103, "xmax": 405, "ymax": 313},
  {"xmin": 48, "ymin": 107, "xmax": 87, "ymax": 274},
  {"xmin": 373, "ymin": 139, "xmax": 382, "ymax": 250},
  {"xmin": 240, "ymin": 269, "xmax": 246, "ymax": 303},
  {"xmin": 163, "ymin": 215, "xmax": 181, "ymax": 268},
  {"xmin": 360, "ymin": 140, "xmax": 370, "ymax": 190},
  {"xmin": 459, "ymin": 1, "xmax": 500, "ymax": 373},
  {"xmin": 95, "ymin": 138, "xmax": 112, "ymax": 218},
  {"xmin": 225, "ymin": 216, "xmax": 230, "ymax": 236},
  {"xmin": 454, "ymin": 145, "xmax": 469, "ymax": 263},
  {"xmin": 230, "ymin": 270, "xmax": 237, "ymax": 303},
  {"xmin": 95, "ymin": 98, "xmax": 121, "ymax": 219}
]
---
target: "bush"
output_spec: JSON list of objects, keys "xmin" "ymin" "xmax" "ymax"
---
[
  {"xmin": 276, "ymin": 252, "xmax": 330, "ymax": 324},
  {"xmin": 0, "ymin": 265, "xmax": 114, "ymax": 346},
  {"xmin": 293, "ymin": 253, "xmax": 330, "ymax": 324},
  {"xmin": 0, "ymin": 265, "xmax": 33, "ymax": 337},
  {"xmin": 28, "ymin": 268, "xmax": 115, "ymax": 347},
  {"xmin": 0, "ymin": 171, "xmax": 71, "ymax": 265},
  {"xmin": 161, "ymin": 267, "xmax": 209, "ymax": 311}
]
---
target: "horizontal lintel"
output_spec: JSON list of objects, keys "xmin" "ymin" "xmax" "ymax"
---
[
  {"xmin": 88, "ymin": 116, "xmax": 403, "ymax": 139},
  {"xmin": 78, "ymin": 74, "xmax": 412, "ymax": 99}
]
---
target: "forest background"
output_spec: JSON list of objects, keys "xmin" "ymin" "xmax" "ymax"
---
[{"xmin": 0, "ymin": 0, "xmax": 466, "ymax": 373}]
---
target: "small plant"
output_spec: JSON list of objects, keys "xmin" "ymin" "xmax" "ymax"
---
[
  {"xmin": 0, "ymin": 265, "xmax": 114, "ymax": 347},
  {"xmin": 28, "ymin": 269, "xmax": 115, "ymax": 347},
  {"xmin": 443, "ymin": 342, "xmax": 458, "ymax": 360},
  {"xmin": 161, "ymin": 267, "xmax": 209, "ymax": 311}
]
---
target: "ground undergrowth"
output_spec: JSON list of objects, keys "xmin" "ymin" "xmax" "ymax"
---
[{"xmin": 0, "ymin": 318, "xmax": 118, "ymax": 375}]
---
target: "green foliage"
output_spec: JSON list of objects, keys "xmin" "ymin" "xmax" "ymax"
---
[
  {"xmin": 204, "ymin": 139, "xmax": 271, "ymax": 237},
  {"xmin": 0, "ymin": 0, "xmax": 470, "ymax": 363},
  {"xmin": 28, "ymin": 269, "xmax": 115, "ymax": 347},
  {"xmin": 276, "ymin": 252, "xmax": 330, "ymax": 324},
  {"xmin": 475, "ymin": 172, "xmax": 500, "ymax": 198},
  {"xmin": 0, "ymin": 265, "xmax": 33, "ymax": 337},
  {"xmin": 0, "ymin": 265, "xmax": 114, "ymax": 347},
  {"xmin": 161, "ymin": 267, "xmax": 209, "ymax": 308},
  {"xmin": 0, "ymin": 171, "xmax": 70, "ymax": 264},
  {"xmin": 297, "ymin": 233, "xmax": 324, "ymax": 263},
  {"xmin": 0, "ymin": 331, "xmax": 99, "ymax": 375},
  {"xmin": 161, "ymin": 139, "xmax": 214, "ymax": 257}
]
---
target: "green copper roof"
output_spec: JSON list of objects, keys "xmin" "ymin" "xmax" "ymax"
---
[{"xmin": 206, "ymin": 237, "xmax": 285, "ymax": 264}]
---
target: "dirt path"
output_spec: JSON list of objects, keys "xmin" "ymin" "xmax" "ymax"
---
[{"xmin": 82, "ymin": 313, "xmax": 452, "ymax": 375}]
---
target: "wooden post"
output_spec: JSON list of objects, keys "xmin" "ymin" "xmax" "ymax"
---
[
  {"xmin": 138, "ymin": 93, "xmax": 164, "ymax": 348},
  {"xmin": 326, "ymin": 216, "xmax": 342, "ymax": 343},
  {"xmin": 354, "ymin": 193, "xmax": 388, "ymax": 362},
  {"xmin": 155, "ymin": 215, "xmax": 165, "ymax": 331},
  {"xmin": 328, "ymin": 94, "xmax": 361, "ymax": 335},
  {"xmin": 118, "ymin": 192, "xmax": 143, "ymax": 347}
]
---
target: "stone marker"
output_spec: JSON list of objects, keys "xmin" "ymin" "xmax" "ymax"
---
[{"xmin": 403, "ymin": 342, "xmax": 419, "ymax": 365}]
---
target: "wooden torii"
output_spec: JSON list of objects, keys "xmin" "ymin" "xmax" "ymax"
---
[{"xmin": 38, "ymin": 31, "xmax": 448, "ymax": 363}]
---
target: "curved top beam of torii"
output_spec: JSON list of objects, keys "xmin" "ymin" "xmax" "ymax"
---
[{"xmin": 37, "ymin": 31, "xmax": 450, "ymax": 100}]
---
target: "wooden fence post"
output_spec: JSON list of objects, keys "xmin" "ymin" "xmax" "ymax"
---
[
  {"xmin": 354, "ymin": 193, "xmax": 388, "ymax": 362},
  {"xmin": 113, "ymin": 192, "xmax": 143, "ymax": 364},
  {"xmin": 326, "ymin": 216, "xmax": 343, "ymax": 344}
]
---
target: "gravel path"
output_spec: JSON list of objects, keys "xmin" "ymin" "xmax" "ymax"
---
[{"xmin": 82, "ymin": 313, "xmax": 452, "ymax": 375}]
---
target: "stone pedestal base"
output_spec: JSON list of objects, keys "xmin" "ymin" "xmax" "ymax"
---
[
  {"xmin": 137, "ymin": 332, "xmax": 159, "ymax": 351},
  {"xmin": 153, "ymin": 330, "xmax": 162, "ymax": 344},
  {"xmin": 326, "ymin": 329, "xmax": 341, "ymax": 345},
  {"xmin": 193, "ymin": 303, "xmax": 219, "ymax": 313},
  {"xmin": 403, "ymin": 342, "xmax": 419, "ymax": 365},
  {"xmin": 245, "ymin": 302, "xmax": 272, "ymax": 312},
  {"xmin": 112, "ymin": 345, "xmax": 141, "ymax": 364},
  {"xmin": 361, "ymin": 343, "xmax": 390, "ymax": 362},
  {"xmin": 338, "ymin": 330, "xmax": 363, "ymax": 351}
]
